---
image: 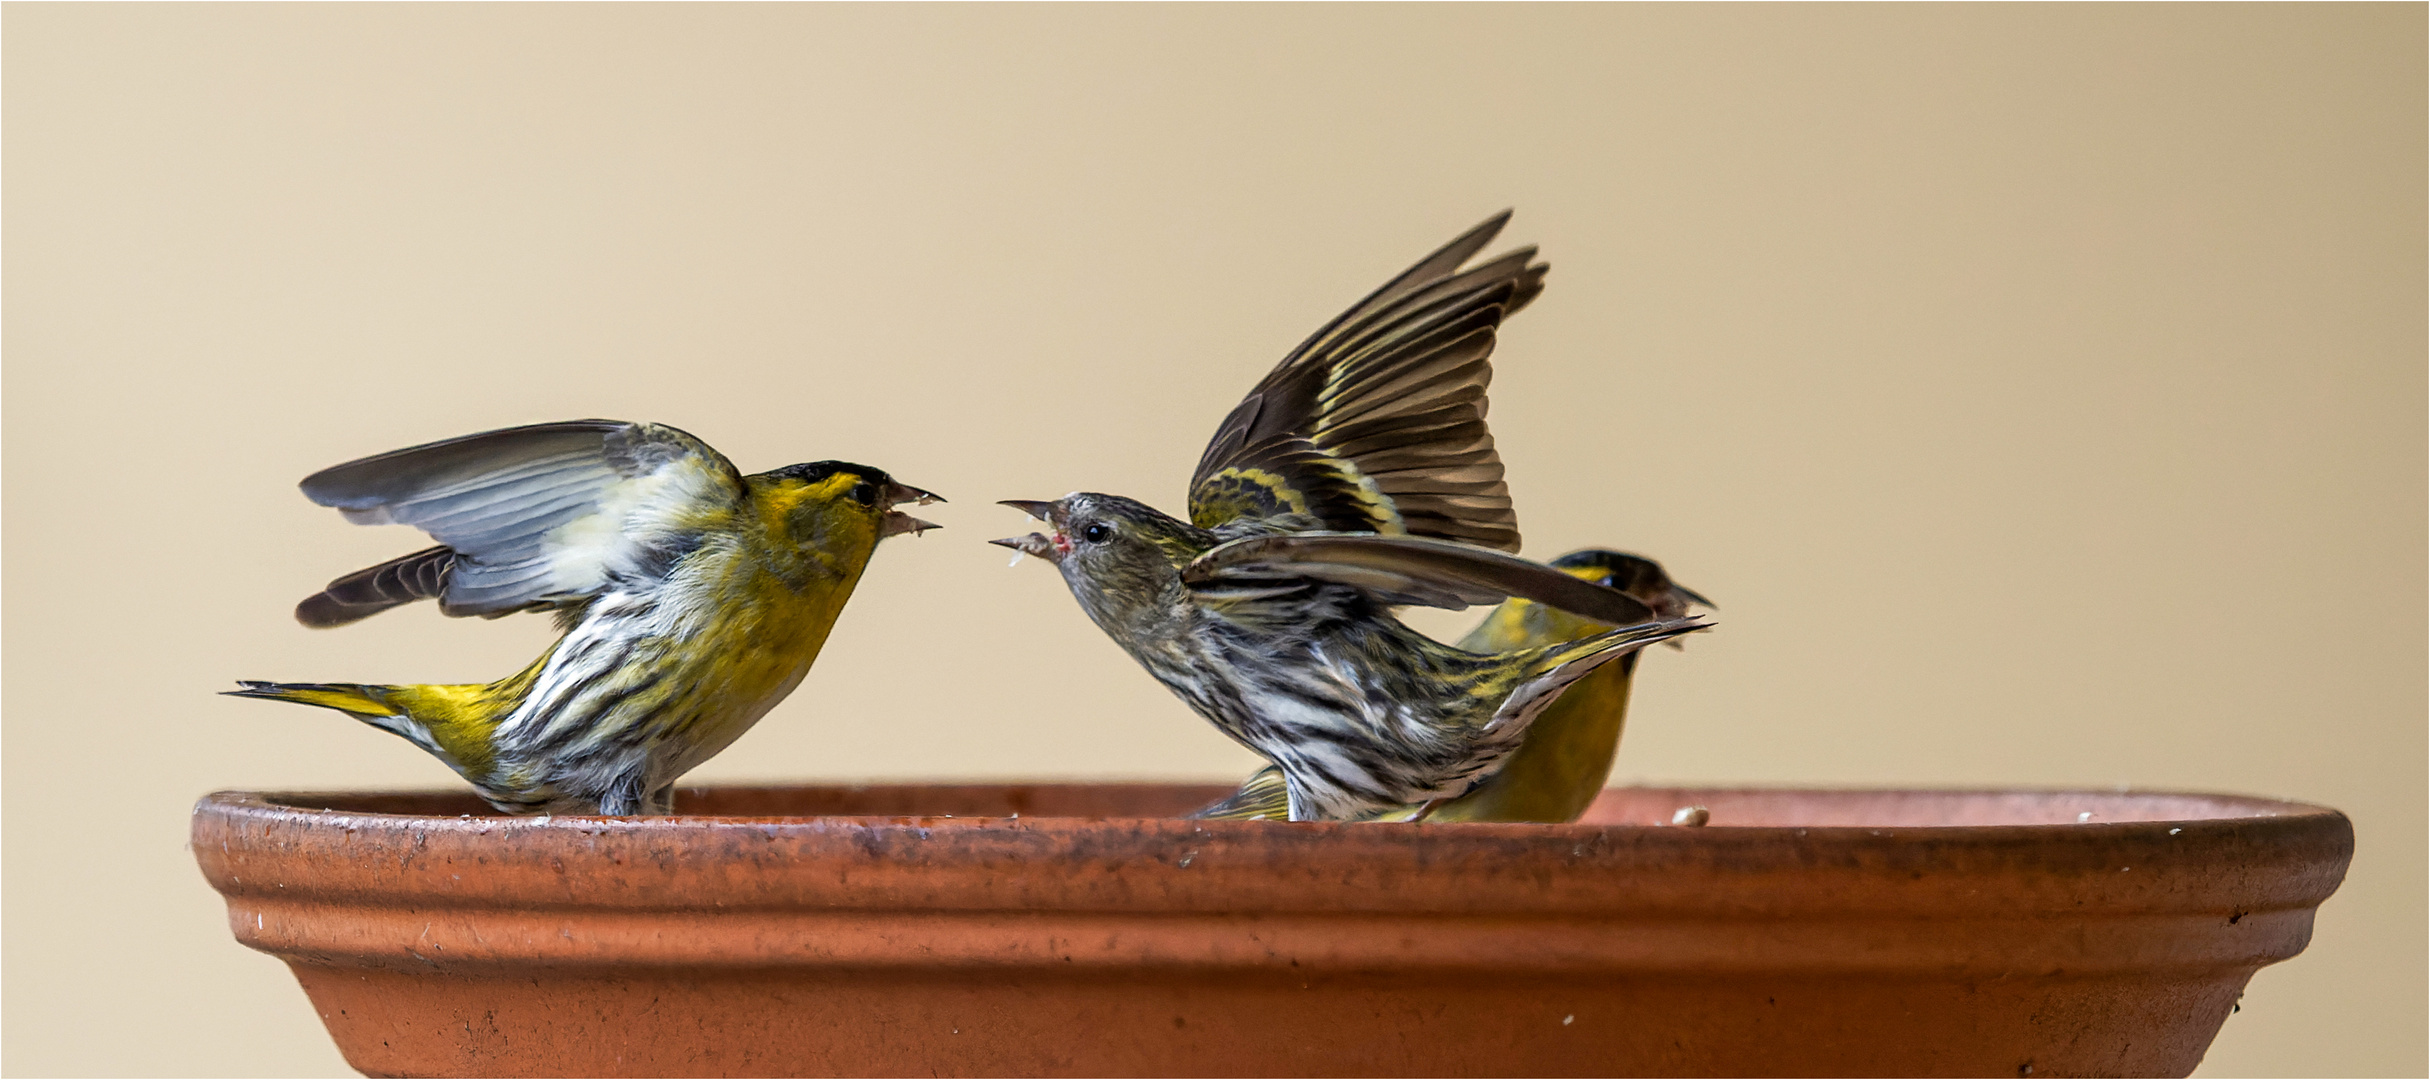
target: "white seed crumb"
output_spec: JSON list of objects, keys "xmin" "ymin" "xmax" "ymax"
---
[
  {"xmin": 2076, "ymin": 812, "xmax": 2093, "ymax": 823},
  {"xmin": 1671, "ymin": 806, "xmax": 1710, "ymax": 827},
  {"xmin": 1562, "ymin": 1015, "xmax": 1575, "ymax": 1026}
]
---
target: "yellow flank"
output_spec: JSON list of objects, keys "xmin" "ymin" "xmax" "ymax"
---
[
  {"xmin": 1421, "ymin": 655, "xmax": 1635, "ymax": 823},
  {"xmin": 389, "ymin": 653, "xmax": 549, "ymax": 780},
  {"xmin": 1423, "ymin": 576, "xmax": 1639, "ymax": 823},
  {"xmin": 1194, "ymin": 557, "xmax": 1656, "ymax": 824}
]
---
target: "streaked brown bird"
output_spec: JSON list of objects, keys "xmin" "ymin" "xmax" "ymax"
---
[{"xmin": 995, "ymin": 213, "xmax": 1711, "ymax": 821}]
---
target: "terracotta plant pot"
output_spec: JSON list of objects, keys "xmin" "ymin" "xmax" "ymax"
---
[{"xmin": 192, "ymin": 783, "xmax": 2350, "ymax": 1078}]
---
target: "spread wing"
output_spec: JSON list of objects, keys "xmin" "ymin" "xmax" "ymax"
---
[
  {"xmin": 293, "ymin": 419, "xmax": 744, "ymax": 626},
  {"xmin": 1181, "ymin": 533, "xmax": 1657, "ymax": 627},
  {"xmin": 1186, "ymin": 212, "xmax": 1545, "ymax": 551}
]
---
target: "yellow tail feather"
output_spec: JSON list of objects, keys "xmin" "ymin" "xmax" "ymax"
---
[
  {"xmin": 224, "ymin": 680, "xmax": 401, "ymax": 717},
  {"xmin": 226, "ymin": 678, "xmax": 515, "ymax": 781}
]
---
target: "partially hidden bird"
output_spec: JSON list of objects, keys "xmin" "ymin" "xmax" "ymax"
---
[
  {"xmin": 1191, "ymin": 549, "xmax": 1711, "ymax": 823},
  {"xmin": 993, "ymin": 213, "xmax": 1711, "ymax": 822},
  {"xmin": 227, "ymin": 419, "xmax": 939, "ymax": 816}
]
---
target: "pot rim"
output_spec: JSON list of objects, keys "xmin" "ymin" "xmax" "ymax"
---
[
  {"xmin": 200, "ymin": 780, "xmax": 2343, "ymax": 830},
  {"xmin": 193, "ymin": 783, "xmax": 2355, "ymax": 976},
  {"xmin": 193, "ymin": 783, "xmax": 2352, "ymax": 916}
]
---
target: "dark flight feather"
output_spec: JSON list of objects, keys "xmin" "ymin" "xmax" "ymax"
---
[
  {"xmin": 1187, "ymin": 213, "xmax": 1546, "ymax": 551},
  {"xmin": 295, "ymin": 545, "xmax": 456, "ymax": 628},
  {"xmin": 1182, "ymin": 532, "xmax": 1663, "ymax": 627}
]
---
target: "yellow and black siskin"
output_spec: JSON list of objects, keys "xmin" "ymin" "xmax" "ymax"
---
[
  {"xmin": 994, "ymin": 214, "xmax": 1711, "ymax": 822},
  {"xmin": 228, "ymin": 419, "xmax": 939, "ymax": 815},
  {"xmin": 1193, "ymin": 549, "xmax": 1712, "ymax": 823}
]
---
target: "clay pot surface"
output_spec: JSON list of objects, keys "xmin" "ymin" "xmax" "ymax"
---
[{"xmin": 193, "ymin": 783, "xmax": 2350, "ymax": 1078}]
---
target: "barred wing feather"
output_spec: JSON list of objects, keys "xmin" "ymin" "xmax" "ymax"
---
[
  {"xmin": 294, "ymin": 544, "xmax": 456, "ymax": 628},
  {"xmin": 1187, "ymin": 212, "xmax": 1545, "ymax": 552},
  {"xmin": 294, "ymin": 419, "xmax": 743, "ymax": 625}
]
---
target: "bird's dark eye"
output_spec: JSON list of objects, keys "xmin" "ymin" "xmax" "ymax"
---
[
  {"xmin": 1081, "ymin": 522, "xmax": 1113, "ymax": 544},
  {"xmin": 849, "ymin": 482, "xmax": 879, "ymax": 508}
]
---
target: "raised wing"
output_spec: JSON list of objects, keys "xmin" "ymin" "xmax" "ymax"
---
[
  {"xmin": 1187, "ymin": 212, "xmax": 1545, "ymax": 551},
  {"xmin": 1181, "ymin": 533, "xmax": 1659, "ymax": 627},
  {"xmin": 294, "ymin": 419, "xmax": 743, "ymax": 625}
]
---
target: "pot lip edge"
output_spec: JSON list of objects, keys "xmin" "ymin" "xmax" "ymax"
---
[
  {"xmin": 191, "ymin": 784, "xmax": 2356, "ymax": 915},
  {"xmin": 189, "ymin": 781, "xmax": 2353, "ymax": 835}
]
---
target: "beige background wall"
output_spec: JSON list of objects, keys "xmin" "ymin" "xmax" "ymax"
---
[{"xmin": 5, "ymin": 5, "xmax": 2420, "ymax": 1075}]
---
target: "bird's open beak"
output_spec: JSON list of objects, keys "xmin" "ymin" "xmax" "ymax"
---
[
  {"xmin": 991, "ymin": 499, "xmax": 1066, "ymax": 563},
  {"xmin": 880, "ymin": 481, "xmax": 944, "ymax": 538}
]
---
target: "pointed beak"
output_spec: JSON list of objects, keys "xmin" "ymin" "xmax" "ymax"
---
[
  {"xmin": 878, "ymin": 480, "xmax": 943, "ymax": 539},
  {"xmin": 992, "ymin": 499, "xmax": 1066, "ymax": 564},
  {"xmin": 989, "ymin": 532, "xmax": 1062, "ymax": 562},
  {"xmin": 999, "ymin": 499, "xmax": 1056, "ymax": 523}
]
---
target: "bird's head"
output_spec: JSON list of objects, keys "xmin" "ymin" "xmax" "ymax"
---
[
  {"xmin": 754, "ymin": 461, "xmax": 941, "ymax": 564},
  {"xmin": 1464, "ymin": 549, "xmax": 1714, "ymax": 653},
  {"xmin": 1550, "ymin": 549, "xmax": 1712, "ymax": 619},
  {"xmin": 992, "ymin": 493, "xmax": 1211, "ymax": 632}
]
